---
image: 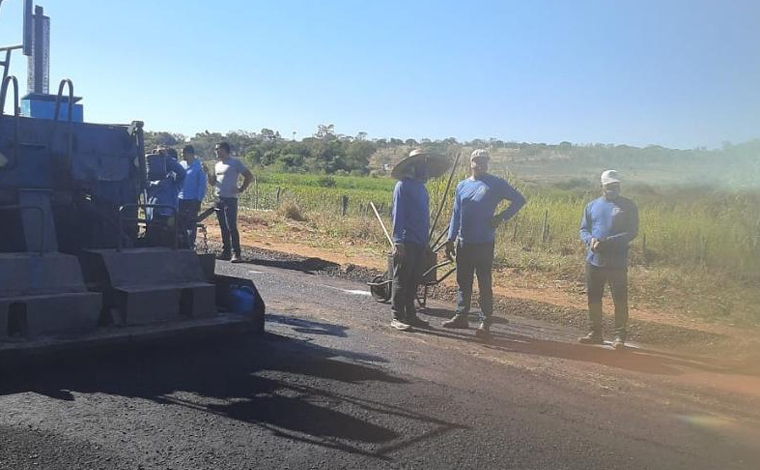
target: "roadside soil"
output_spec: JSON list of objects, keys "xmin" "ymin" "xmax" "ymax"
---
[{"xmin": 201, "ymin": 213, "xmax": 759, "ymax": 361}]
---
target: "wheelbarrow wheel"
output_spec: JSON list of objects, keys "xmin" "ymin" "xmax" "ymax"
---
[{"xmin": 369, "ymin": 275, "xmax": 392, "ymax": 303}]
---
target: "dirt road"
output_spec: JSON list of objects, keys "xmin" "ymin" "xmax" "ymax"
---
[{"xmin": 1, "ymin": 253, "xmax": 758, "ymax": 469}]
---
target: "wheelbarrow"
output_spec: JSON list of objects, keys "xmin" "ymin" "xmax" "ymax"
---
[{"xmin": 367, "ymin": 248, "xmax": 456, "ymax": 309}]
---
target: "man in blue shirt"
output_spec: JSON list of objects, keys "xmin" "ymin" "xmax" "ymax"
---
[
  {"xmin": 443, "ymin": 149, "xmax": 526, "ymax": 338},
  {"xmin": 390, "ymin": 149, "xmax": 432, "ymax": 331},
  {"xmin": 579, "ymin": 169, "xmax": 639, "ymax": 349},
  {"xmin": 145, "ymin": 148, "xmax": 186, "ymax": 247},
  {"xmin": 178, "ymin": 145, "xmax": 207, "ymax": 249}
]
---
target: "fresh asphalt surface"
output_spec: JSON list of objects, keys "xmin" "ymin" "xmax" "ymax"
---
[{"xmin": 1, "ymin": 258, "xmax": 759, "ymax": 469}]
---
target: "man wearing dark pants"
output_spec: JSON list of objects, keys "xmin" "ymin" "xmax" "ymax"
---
[
  {"xmin": 207, "ymin": 142, "xmax": 253, "ymax": 263},
  {"xmin": 443, "ymin": 149, "xmax": 525, "ymax": 338},
  {"xmin": 389, "ymin": 149, "xmax": 434, "ymax": 331},
  {"xmin": 579, "ymin": 169, "xmax": 639, "ymax": 350},
  {"xmin": 178, "ymin": 145, "xmax": 207, "ymax": 249}
]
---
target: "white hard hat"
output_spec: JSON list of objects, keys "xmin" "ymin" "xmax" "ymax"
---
[
  {"xmin": 470, "ymin": 149, "xmax": 490, "ymax": 161},
  {"xmin": 601, "ymin": 169, "xmax": 621, "ymax": 185}
]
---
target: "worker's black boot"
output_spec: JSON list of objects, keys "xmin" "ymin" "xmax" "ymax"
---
[
  {"xmin": 579, "ymin": 331, "xmax": 604, "ymax": 345},
  {"xmin": 406, "ymin": 314, "xmax": 430, "ymax": 328},
  {"xmin": 216, "ymin": 252, "xmax": 231, "ymax": 261},
  {"xmin": 475, "ymin": 322, "xmax": 491, "ymax": 339},
  {"xmin": 442, "ymin": 314, "xmax": 469, "ymax": 329}
]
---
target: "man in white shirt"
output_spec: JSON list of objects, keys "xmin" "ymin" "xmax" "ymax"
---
[{"xmin": 206, "ymin": 142, "xmax": 253, "ymax": 263}]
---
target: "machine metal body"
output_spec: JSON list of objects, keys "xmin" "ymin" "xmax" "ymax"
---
[{"xmin": 0, "ymin": 2, "xmax": 264, "ymax": 360}]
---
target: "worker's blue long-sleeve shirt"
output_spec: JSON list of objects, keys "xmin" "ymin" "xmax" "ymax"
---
[
  {"xmin": 179, "ymin": 159, "xmax": 207, "ymax": 201},
  {"xmin": 448, "ymin": 174, "xmax": 526, "ymax": 244},
  {"xmin": 580, "ymin": 196, "xmax": 639, "ymax": 268},
  {"xmin": 392, "ymin": 178, "xmax": 429, "ymax": 245},
  {"xmin": 146, "ymin": 157, "xmax": 186, "ymax": 218}
]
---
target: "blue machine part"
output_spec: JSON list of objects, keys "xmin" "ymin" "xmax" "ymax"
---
[
  {"xmin": 0, "ymin": 116, "xmax": 141, "ymax": 188},
  {"xmin": 21, "ymin": 93, "xmax": 84, "ymax": 122}
]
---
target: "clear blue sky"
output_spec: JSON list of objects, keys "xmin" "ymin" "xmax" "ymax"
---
[{"xmin": 1, "ymin": 0, "xmax": 758, "ymax": 148}]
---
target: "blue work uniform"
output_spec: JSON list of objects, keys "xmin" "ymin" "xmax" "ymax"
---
[
  {"xmin": 447, "ymin": 174, "xmax": 526, "ymax": 325},
  {"xmin": 390, "ymin": 178, "xmax": 430, "ymax": 323},
  {"xmin": 579, "ymin": 195, "xmax": 639, "ymax": 339},
  {"xmin": 146, "ymin": 157, "xmax": 186, "ymax": 219}
]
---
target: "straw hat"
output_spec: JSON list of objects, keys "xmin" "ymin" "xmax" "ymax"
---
[{"xmin": 391, "ymin": 149, "xmax": 451, "ymax": 180}]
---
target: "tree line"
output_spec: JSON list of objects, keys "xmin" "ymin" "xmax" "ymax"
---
[{"xmin": 143, "ymin": 125, "xmax": 760, "ymax": 184}]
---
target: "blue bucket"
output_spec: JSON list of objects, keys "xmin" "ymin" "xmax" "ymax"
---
[{"xmin": 228, "ymin": 285, "xmax": 256, "ymax": 315}]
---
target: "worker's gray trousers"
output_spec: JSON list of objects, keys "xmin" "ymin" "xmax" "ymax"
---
[
  {"xmin": 585, "ymin": 263, "xmax": 629, "ymax": 339},
  {"xmin": 215, "ymin": 197, "xmax": 241, "ymax": 256},
  {"xmin": 179, "ymin": 199, "xmax": 201, "ymax": 249},
  {"xmin": 391, "ymin": 243, "xmax": 426, "ymax": 322},
  {"xmin": 455, "ymin": 241, "xmax": 495, "ymax": 326}
]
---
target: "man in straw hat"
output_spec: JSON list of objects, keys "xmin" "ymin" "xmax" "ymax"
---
[
  {"xmin": 389, "ymin": 149, "xmax": 447, "ymax": 331},
  {"xmin": 579, "ymin": 169, "xmax": 638, "ymax": 350},
  {"xmin": 443, "ymin": 149, "xmax": 525, "ymax": 338}
]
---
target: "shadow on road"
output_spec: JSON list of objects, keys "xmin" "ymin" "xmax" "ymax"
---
[
  {"xmin": 268, "ymin": 313, "xmax": 350, "ymax": 337},
  {"xmin": 0, "ymin": 318, "xmax": 465, "ymax": 461},
  {"xmin": 238, "ymin": 256, "xmax": 340, "ymax": 274},
  {"xmin": 414, "ymin": 309, "xmax": 759, "ymax": 379}
]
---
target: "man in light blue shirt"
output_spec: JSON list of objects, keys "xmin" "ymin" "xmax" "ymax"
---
[
  {"xmin": 443, "ymin": 149, "xmax": 525, "ymax": 338},
  {"xmin": 579, "ymin": 169, "xmax": 639, "ymax": 349},
  {"xmin": 178, "ymin": 145, "xmax": 207, "ymax": 249}
]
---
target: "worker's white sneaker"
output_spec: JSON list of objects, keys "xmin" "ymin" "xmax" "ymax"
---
[{"xmin": 391, "ymin": 318, "xmax": 412, "ymax": 331}]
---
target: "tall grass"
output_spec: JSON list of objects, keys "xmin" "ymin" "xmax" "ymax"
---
[
  {"xmin": 240, "ymin": 170, "xmax": 760, "ymax": 283},
  {"xmin": 228, "ymin": 170, "xmax": 760, "ymax": 322}
]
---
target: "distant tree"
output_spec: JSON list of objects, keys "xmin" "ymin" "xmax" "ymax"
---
[
  {"xmin": 187, "ymin": 131, "xmax": 225, "ymax": 160},
  {"xmin": 346, "ymin": 140, "xmax": 376, "ymax": 174},
  {"xmin": 260, "ymin": 128, "xmax": 278, "ymax": 141},
  {"xmin": 144, "ymin": 131, "xmax": 185, "ymax": 151},
  {"xmin": 315, "ymin": 124, "xmax": 336, "ymax": 140}
]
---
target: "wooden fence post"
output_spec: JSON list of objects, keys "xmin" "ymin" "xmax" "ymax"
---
[
  {"xmin": 511, "ymin": 216, "xmax": 519, "ymax": 242},
  {"xmin": 341, "ymin": 195, "xmax": 349, "ymax": 216},
  {"xmin": 541, "ymin": 210, "xmax": 549, "ymax": 243},
  {"xmin": 253, "ymin": 176, "xmax": 259, "ymax": 210},
  {"xmin": 642, "ymin": 233, "xmax": 647, "ymax": 265},
  {"xmin": 275, "ymin": 187, "xmax": 281, "ymax": 208}
]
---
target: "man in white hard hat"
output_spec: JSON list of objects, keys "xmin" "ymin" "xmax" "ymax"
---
[
  {"xmin": 443, "ymin": 149, "xmax": 526, "ymax": 338},
  {"xmin": 579, "ymin": 169, "xmax": 639, "ymax": 350}
]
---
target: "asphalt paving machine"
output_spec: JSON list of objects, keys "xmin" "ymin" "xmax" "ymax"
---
[{"xmin": 0, "ymin": 0, "xmax": 265, "ymax": 361}]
